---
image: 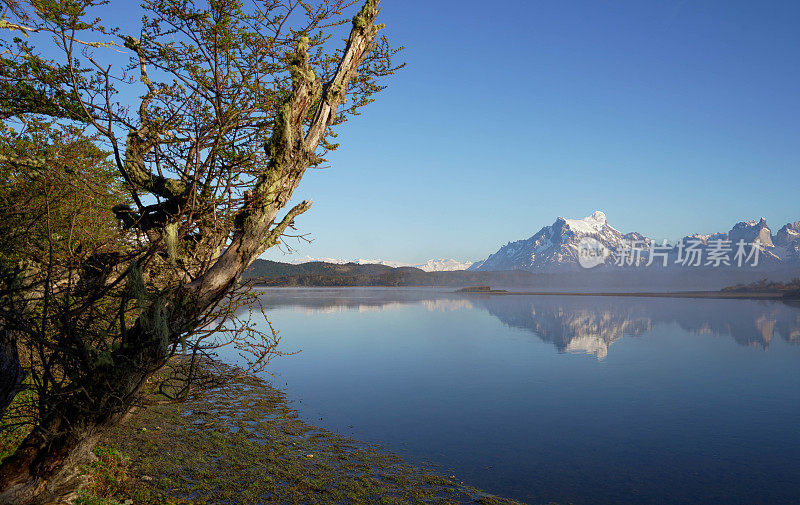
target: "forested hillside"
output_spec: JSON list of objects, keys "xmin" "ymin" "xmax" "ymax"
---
[{"xmin": 243, "ymin": 259, "xmax": 537, "ymax": 287}]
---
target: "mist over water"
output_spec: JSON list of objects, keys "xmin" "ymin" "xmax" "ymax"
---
[{"xmin": 228, "ymin": 288, "xmax": 800, "ymax": 505}]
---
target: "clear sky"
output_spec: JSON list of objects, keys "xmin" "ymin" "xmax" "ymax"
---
[{"xmin": 103, "ymin": 1, "xmax": 800, "ymax": 263}]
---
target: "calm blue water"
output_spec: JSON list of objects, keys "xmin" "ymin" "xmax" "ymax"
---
[{"xmin": 235, "ymin": 288, "xmax": 800, "ymax": 505}]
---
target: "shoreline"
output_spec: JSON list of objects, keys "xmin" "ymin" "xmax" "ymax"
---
[
  {"xmin": 76, "ymin": 364, "xmax": 525, "ymax": 505},
  {"xmin": 457, "ymin": 290, "xmax": 791, "ymax": 300},
  {"xmin": 248, "ymin": 284, "xmax": 798, "ymax": 301}
]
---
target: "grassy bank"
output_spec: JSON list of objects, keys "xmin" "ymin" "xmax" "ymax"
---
[{"xmin": 65, "ymin": 369, "xmax": 526, "ymax": 505}]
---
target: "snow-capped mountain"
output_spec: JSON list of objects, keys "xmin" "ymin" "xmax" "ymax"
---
[
  {"xmin": 470, "ymin": 211, "xmax": 800, "ymax": 272},
  {"xmin": 775, "ymin": 221, "xmax": 800, "ymax": 262},
  {"xmin": 287, "ymin": 256, "xmax": 474, "ymax": 272},
  {"xmin": 469, "ymin": 211, "xmax": 639, "ymax": 271},
  {"xmin": 282, "ymin": 212, "xmax": 800, "ymax": 274},
  {"xmin": 288, "ymin": 256, "xmax": 407, "ymax": 268},
  {"xmin": 412, "ymin": 258, "xmax": 476, "ymax": 272},
  {"xmin": 674, "ymin": 218, "xmax": 787, "ymax": 266}
]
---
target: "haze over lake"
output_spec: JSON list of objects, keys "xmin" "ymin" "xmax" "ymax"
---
[{"xmin": 229, "ymin": 288, "xmax": 800, "ymax": 505}]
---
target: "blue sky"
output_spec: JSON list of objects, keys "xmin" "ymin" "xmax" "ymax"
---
[{"xmin": 99, "ymin": 1, "xmax": 800, "ymax": 262}]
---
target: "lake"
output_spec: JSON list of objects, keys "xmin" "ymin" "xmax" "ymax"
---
[{"xmin": 231, "ymin": 288, "xmax": 800, "ymax": 505}]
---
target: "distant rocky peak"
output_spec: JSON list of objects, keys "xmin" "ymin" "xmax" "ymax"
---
[
  {"xmin": 471, "ymin": 212, "xmax": 800, "ymax": 273},
  {"xmin": 623, "ymin": 231, "xmax": 650, "ymax": 244},
  {"xmin": 775, "ymin": 221, "xmax": 800, "ymax": 247},
  {"xmin": 590, "ymin": 210, "xmax": 607, "ymax": 223},
  {"xmin": 559, "ymin": 210, "xmax": 610, "ymax": 235},
  {"xmin": 682, "ymin": 232, "xmax": 728, "ymax": 245},
  {"xmin": 729, "ymin": 217, "xmax": 773, "ymax": 247}
]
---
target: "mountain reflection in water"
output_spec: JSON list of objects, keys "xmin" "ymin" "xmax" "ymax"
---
[
  {"xmin": 244, "ymin": 288, "xmax": 800, "ymax": 505},
  {"xmin": 256, "ymin": 288, "xmax": 800, "ymax": 359}
]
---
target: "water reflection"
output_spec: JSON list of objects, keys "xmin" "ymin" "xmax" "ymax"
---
[
  {"xmin": 249, "ymin": 288, "xmax": 800, "ymax": 505},
  {"xmin": 256, "ymin": 288, "xmax": 800, "ymax": 359},
  {"xmin": 471, "ymin": 295, "xmax": 800, "ymax": 358}
]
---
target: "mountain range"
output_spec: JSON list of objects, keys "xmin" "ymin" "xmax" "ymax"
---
[
  {"xmin": 469, "ymin": 211, "xmax": 800, "ymax": 272},
  {"xmin": 274, "ymin": 211, "xmax": 799, "ymax": 276},
  {"xmin": 284, "ymin": 255, "xmax": 474, "ymax": 272}
]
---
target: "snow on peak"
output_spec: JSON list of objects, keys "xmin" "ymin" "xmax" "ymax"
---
[
  {"xmin": 289, "ymin": 255, "xmax": 346, "ymax": 264},
  {"xmin": 590, "ymin": 210, "xmax": 607, "ymax": 223},
  {"xmin": 416, "ymin": 258, "xmax": 475, "ymax": 272},
  {"xmin": 563, "ymin": 210, "xmax": 607, "ymax": 235},
  {"xmin": 286, "ymin": 256, "xmax": 473, "ymax": 272}
]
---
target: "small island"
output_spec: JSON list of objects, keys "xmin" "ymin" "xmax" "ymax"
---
[{"xmin": 456, "ymin": 286, "xmax": 508, "ymax": 293}]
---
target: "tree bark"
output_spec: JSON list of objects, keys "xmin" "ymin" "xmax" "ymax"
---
[
  {"xmin": 188, "ymin": 0, "xmax": 383, "ymax": 306},
  {"xmin": 0, "ymin": 329, "xmax": 24, "ymax": 419},
  {"xmin": 0, "ymin": 415, "xmax": 105, "ymax": 505},
  {"xmin": 0, "ymin": 355, "xmax": 153, "ymax": 505},
  {"xmin": 0, "ymin": 318, "xmax": 159, "ymax": 505}
]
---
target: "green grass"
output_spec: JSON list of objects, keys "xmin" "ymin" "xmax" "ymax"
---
[
  {"xmin": 2, "ymin": 364, "xmax": 529, "ymax": 505},
  {"xmin": 87, "ymin": 370, "xmax": 528, "ymax": 504}
]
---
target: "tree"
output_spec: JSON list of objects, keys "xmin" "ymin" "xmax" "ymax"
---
[
  {"xmin": 0, "ymin": 0, "xmax": 401, "ymax": 503},
  {"xmin": 0, "ymin": 119, "xmax": 128, "ymax": 420}
]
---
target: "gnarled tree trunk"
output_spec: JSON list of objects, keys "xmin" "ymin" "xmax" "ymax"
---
[
  {"xmin": 0, "ymin": 1, "xmax": 387, "ymax": 504},
  {"xmin": 0, "ymin": 337, "xmax": 158, "ymax": 505},
  {"xmin": 0, "ymin": 330, "xmax": 24, "ymax": 419},
  {"xmin": 0, "ymin": 420, "xmax": 104, "ymax": 505}
]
